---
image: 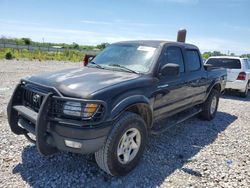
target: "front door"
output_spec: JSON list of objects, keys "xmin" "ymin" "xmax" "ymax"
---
[{"xmin": 153, "ymin": 46, "xmax": 190, "ymax": 118}]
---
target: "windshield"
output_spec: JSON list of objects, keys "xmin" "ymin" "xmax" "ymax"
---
[
  {"xmin": 206, "ymin": 58, "xmax": 241, "ymax": 69},
  {"xmin": 89, "ymin": 44, "xmax": 157, "ymax": 73}
]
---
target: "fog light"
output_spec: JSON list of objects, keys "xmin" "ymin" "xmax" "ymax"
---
[{"xmin": 65, "ymin": 140, "xmax": 82, "ymax": 149}]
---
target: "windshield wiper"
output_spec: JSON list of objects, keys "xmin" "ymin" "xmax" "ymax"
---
[
  {"xmin": 108, "ymin": 64, "xmax": 139, "ymax": 74},
  {"xmin": 89, "ymin": 62, "xmax": 103, "ymax": 69}
]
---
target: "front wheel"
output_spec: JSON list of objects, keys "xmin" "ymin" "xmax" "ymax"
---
[
  {"xmin": 95, "ymin": 112, "xmax": 147, "ymax": 176},
  {"xmin": 200, "ymin": 89, "xmax": 220, "ymax": 120}
]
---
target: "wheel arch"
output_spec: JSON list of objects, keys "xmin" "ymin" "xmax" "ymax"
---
[
  {"xmin": 206, "ymin": 81, "xmax": 221, "ymax": 99},
  {"xmin": 111, "ymin": 95, "xmax": 153, "ymax": 129},
  {"xmin": 212, "ymin": 83, "xmax": 221, "ymax": 92}
]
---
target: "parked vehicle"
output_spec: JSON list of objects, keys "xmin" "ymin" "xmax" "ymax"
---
[
  {"xmin": 205, "ymin": 56, "xmax": 250, "ymax": 97},
  {"xmin": 7, "ymin": 30, "xmax": 227, "ymax": 176},
  {"xmin": 83, "ymin": 54, "xmax": 96, "ymax": 66}
]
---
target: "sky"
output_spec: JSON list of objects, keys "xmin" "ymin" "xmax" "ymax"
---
[{"xmin": 0, "ymin": 0, "xmax": 250, "ymax": 54}]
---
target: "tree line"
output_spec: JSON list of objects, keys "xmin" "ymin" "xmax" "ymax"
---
[
  {"xmin": 0, "ymin": 37, "xmax": 109, "ymax": 50},
  {"xmin": 1, "ymin": 37, "xmax": 249, "ymax": 58},
  {"xmin": 202, "ymin": 51, "xmax": 250, "ymax": 59}
]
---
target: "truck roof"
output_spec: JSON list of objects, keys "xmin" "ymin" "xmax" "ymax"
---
[{"xmin": 114, "ymin": 40, "xmax": 199, "ymax": 50}]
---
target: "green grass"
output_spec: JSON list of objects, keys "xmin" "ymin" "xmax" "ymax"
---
[
  {"xmin": 0, "ymin": 37, "xmax": 108, "ymax": 50},
  {"xmin": 0, "ymin": 48, "xmax": 88, "ymax": 62}
]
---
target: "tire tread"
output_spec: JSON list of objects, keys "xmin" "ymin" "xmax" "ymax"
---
[
  {"xmin": 200, "ymin": 89, "xmax": 219, "ymax": 120},
  {"xmin": 95, "ymin": 112, "xmax": 146, "ymax": 176}
]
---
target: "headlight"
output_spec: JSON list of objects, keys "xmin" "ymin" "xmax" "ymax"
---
[
  {"xmin": 63, "ymin": 101, "xmax": 82, "ymax": 117},
  {"xmin": 63, "ymin": 101, "xmax": 99, "ymax": 119}
]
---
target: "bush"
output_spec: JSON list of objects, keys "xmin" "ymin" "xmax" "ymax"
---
[
  {"xmin": 96, "ymin": 43, "xmax": 109, "ymax": 50},
  {"xmin": 5, "ymin": 52, "xmax": 14, "ymax": 60},
  {"xmin": 22, "ymin": 38, "xmax": 32, "ymax": 45},
  {"xmin": 0, "ymin": 48, "xmax": 86, "ymax": 62},
  {"xmin": 72, "ymin": 42, "xmax": 79, "ymax": 49}
]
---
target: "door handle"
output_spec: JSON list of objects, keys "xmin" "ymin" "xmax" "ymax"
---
[{"xmin": 157, "ymin": 84, "xmax": 169, "ymax": 89}]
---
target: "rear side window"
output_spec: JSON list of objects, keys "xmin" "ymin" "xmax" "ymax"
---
[
  {"xmin": 185, "ymin": 50, "xmax": 201, "ymax": 71},
  {"xmin": 244, "ymin": 59, "xmax": 250, "ymax": 69},
  {"xmin": 206, "ymin": 58, "xmax": 241, "ymax": 69},
  {"xmin": 161, "ymin": 46, "xmax": 185, "ymax": 72}
]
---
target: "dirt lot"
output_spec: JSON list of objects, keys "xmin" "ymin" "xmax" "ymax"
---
[{"xmin": 0, "ymin": 60, "xmax": 249, "ymax": 188}]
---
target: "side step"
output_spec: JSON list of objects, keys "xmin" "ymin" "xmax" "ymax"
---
[{"xmin": 151, "ymin": 107, "xmax": 202, "ymax": 135}]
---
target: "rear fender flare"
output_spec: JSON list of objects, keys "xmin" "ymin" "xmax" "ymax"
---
[{"xmin": 206, "ymin": 81, "xmax": 221, "ymax": 99}]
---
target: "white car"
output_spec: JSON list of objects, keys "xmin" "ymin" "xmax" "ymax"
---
[{"xmin": 205, "ymin": 56, "xmax": 250, "ymax": 97}]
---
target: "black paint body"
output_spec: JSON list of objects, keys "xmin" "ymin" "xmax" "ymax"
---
[{"xmin": 7, "ymin": 40, "xmax": 227, "ymax": 155}]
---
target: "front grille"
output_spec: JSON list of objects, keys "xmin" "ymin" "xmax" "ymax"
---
[
  {"xmin": 22, "ymin": 86, "xmax": 45, "ymax": 112},
  {"xmin": 21, "ymin": 84, "xmax": 105, "ymax": 123},
  {"xmin": 50, "ymin": 98, "xmax": 105, "ymax": 122}
]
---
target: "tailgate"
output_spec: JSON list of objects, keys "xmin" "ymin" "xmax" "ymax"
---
[{"xmin": 226, "ymin": 69, "xmax": 240, "ymax": 82}]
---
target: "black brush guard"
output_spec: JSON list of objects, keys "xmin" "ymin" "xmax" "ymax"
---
[
  {"xmin": 7, "ymin": 84, "xmax": 58, "ymax": 155},
  {"xmin": 7, "ymin": 82, "xmax": 107, "ymax": 156}
]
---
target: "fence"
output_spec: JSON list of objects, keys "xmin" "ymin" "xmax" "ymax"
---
[{"xmin": 0, "ymin": 42, "xmax": 100, "ymax": 54}]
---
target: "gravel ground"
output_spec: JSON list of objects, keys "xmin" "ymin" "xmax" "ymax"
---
[{"xmin": 0, "ymin": 60, "xmax": 249, "ymax": 188}]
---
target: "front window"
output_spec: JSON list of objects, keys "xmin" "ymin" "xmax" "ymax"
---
[
  {"xmin": 89, "ymin": 44, "xmax": 158, "ymax": 73},
  {"xmin": 161, "ymin": 46, "xmax": 185, "ymax": 73}
]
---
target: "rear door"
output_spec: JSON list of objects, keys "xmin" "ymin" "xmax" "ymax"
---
[
  {"xmin": 183, "ymin": 49, "xmax": 207, "ymax": 104},
  {"xmin": 206, "ymin": 58, "xmax": 242, "ymax": 82}
]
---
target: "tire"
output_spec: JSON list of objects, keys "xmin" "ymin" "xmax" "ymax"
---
[
  {"xmin": 95, "ymin": 112, "xmax": 147, "ymax": 176},
  {"xmin": 200, "ymin": 89, "xmax": 220, "ymax": 120},
  {"xmin": 239, "ymin": 82, "xmax": 249, "ymax": 98}
]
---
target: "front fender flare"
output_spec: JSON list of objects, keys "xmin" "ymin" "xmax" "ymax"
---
[{"xmin": 110, "ymin": 95, "xmax": 153, "ymax": 126}]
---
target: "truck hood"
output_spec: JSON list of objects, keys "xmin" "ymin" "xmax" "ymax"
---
[{"xmin": 25, "ymin": 67, "xmax": 140, "ymax": 98}]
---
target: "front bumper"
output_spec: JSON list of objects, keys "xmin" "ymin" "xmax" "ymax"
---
[
  {"xmin": 7, "ymin": 83, "xmax": 111, "ymax": 156},
  {"xmin": 225, "ymin": 80, "xmax": 248, "ymax": 92}
]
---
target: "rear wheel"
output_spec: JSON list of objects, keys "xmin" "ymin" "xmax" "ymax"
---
[
  {"xmin": 95, "ymin": 112, "xmax": 147, "ymax": 176},
  {"xmin": 239, "ymin": 82, "xmax": 249, "ymax": 98},
  {"xmin": 200, "ymin": 89, "xmax": 220, "ymax": 120}
]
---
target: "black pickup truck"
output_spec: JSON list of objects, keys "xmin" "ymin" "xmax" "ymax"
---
[{"xmin": 7, "ymin": 31, "xmax": 227, "ymax": 176}]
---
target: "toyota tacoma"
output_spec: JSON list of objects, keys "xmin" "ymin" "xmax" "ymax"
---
[{"xmin": 7, "ymin": 30, "xmax": 227, "ymax": 176}]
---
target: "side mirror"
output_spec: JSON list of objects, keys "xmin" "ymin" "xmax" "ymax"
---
[
  {"xmin": 160, "ymin": 63, "xmax": 180, "ymax": 77},
  {"xmin": 88, "ymin": 56, "xmax": 94, "ymax": 62}
]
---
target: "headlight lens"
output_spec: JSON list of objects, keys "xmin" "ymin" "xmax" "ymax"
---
[
  {"xmin": 63, "ymin": 101, "xmax": 82, "ymax": 117},
  {"xmin": 63, "ymin": 101, "xmax": 99, "ymax": 119}
]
